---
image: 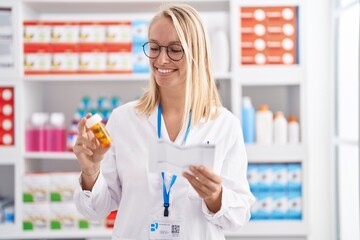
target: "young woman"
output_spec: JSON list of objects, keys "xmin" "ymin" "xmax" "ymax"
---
[{"xmin": 74, "ymin": 3, "xmax": 255, "ymax": 239}]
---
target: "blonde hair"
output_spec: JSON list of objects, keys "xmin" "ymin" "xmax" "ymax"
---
[{"xmin": 135, "ymin": 3, "xmax": 222, "ymax": 127}]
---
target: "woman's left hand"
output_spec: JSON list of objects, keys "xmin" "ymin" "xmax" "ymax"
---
[{"xmin": 183, "ymin": 165, "xmax": 222, "ymax": 213}]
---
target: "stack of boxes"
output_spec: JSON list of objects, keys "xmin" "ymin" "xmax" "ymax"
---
[
  {"xmin": 23, "ymin": 20, "xmax": 149, "ymax": 74},
  {"xmin": 22, "ymin": 172, "xmax": 105, "ymax": 231},
  {"xmin": 247, "ymin": 163, "xmax": 302, "ymax": 220},
  {"xmin": 240, "ymin": 6, "xmax": 298, "ymax": 65},
  {"xmin": 0, "ymin": 87, "xmax": 14, "ymax": 146}
]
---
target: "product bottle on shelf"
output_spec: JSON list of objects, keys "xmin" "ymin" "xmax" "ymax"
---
[
  {"xmin": 288, "ymin": 115, "xmax": 300, "ymax": 144},
  {"xmin": 46, "ymin": 112, "xmax": 67, "ymax": 152},
  {"xmin": 25, "ymin": 112, "xmax": 49, "ymax": 152},
  {"xmin": 110, "ymin": 96, "xmax": 121, "ymax": 109},
  {"xmin": 256, "ymin": 104, "xmax": 273, "ymax": 145},
  {"xmin": 241, "ymin": 96, "xmax": 255, "ymax": 143},
  {"xmin": 211, "ymin": 29, "xmax": 230, "ymax": 73},
  {"xmin": 67, "ymin": 112, "xmax": 82, "ymax": 152},
  {"xmin": 273, "ymin": 111, "xmax": 288, "ymax": 145}
]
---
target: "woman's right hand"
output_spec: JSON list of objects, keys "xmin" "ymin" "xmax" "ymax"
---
[{"xmin": 73, "ymin": 113, "xmax": 111, "ymax": 176}]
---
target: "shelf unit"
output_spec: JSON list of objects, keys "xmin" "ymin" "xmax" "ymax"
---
[{"xmin": 0, "ymin": 0, "xmax": 308, "ymax": 239}]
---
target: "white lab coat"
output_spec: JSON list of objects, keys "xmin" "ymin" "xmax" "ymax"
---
[{"xmin": 74, "ymin": 100, "xmax": 255, "ymax": 240}]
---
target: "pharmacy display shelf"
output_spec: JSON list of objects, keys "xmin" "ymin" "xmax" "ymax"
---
[
  {"xmin": 24, "ymin": 151, "xmax": 76, "ymax": 160},
  {"xmin": 1, "ymin": 229, "xmax": 113, "ymax": 239},
  {"xmin": 226, "ymin": 221, "xmax": 307, "ymax": 237},
  {"xmin": 246, "ymin": 144, "xmax": 306, "ymax": 162},
  {"xmin": 1, "ymin": 0, "xmax": 310, "ymax": 239}
]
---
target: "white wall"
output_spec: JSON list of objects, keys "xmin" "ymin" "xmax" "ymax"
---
[{"xmin": 306, "ymin": 0, "xmax": 332, "ymax": 239}]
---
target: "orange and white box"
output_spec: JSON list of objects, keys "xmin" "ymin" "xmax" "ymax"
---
[
  {"xmin": 51, "ymin": 44, "xmax": 79, "ymax": 73},
  {"xmin": 24, "ymin": 21, "xmax": 52, "ymax": 43},
  {"xmin": 24, "ymin": 44, "xmax": 52, "ymax": 74},
  {"xmin": 51, "ymin": 22, "xmax": 79, "ymax": 43},
  {"xmin": 79, "ymin": 22, "xmax": 106, "ymax": 43},
  {"xmin": 78, "ymin": 44, "xmax": 106, "ymax": 73},
  {"xmin": 240, "ymin": 6, "xmax": 298, "ymax": 65},
  {"xmin": 105, "ymin": 43, "xmax": 133, "ymax": 73},
  {"xmin": 105, "ymin": 21, "xmax": 132, "ymax": 43}
]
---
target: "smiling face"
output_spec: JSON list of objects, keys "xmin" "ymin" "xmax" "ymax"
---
[{"xmin": 148, "ymin": 17, "xmax": 187, "ymax": 93}]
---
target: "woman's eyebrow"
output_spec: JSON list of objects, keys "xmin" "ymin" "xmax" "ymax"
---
[{"xmin": 148, "ymin": 39, "xmax": 181, "ymax": 44}]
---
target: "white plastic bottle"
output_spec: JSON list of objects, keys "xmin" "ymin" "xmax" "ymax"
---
[
  {"xmin": 46, "ymin": 112, "xmax": 66, "ymax": 152},
  {"xmin": 273, "ymin": 111, "xmax": 288, "ymax": 145},
  {"xmin": 256, "ymin": 104, "xmax": 273, "ymax": 145},
  {"xmin": 288, "ymin": 115, "xmax": 300, "ymax": 144},
  {"xmin": 25, "ymin": 112, "xmax": 49, "ymax": 152},
  {"xmin": 211, "ymin": 29, "xmax": 230, "ymax": 73}
]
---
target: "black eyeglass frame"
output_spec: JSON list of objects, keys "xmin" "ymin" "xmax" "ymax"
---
[{"xmin": 142, "ymin": 41, "xmax": 185, "ymax": 61}]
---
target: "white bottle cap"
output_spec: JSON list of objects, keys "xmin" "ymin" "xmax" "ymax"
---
[
  {"xmin": 50, "ymin": 112, "xmax": 65, "ymax": 127},
  {"xmin": 242, "ymin": 96, "xmax": 252, "ymax": 108},
  {"xmin": 31, "ymin": 112, "xmax": 49, "ymax": 127},
  {"xmin": 86, "ymin": 113, "xmax": 102, "ymax": 128}
]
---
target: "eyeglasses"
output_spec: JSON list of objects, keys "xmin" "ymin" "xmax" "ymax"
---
[{"xmin": 142, "ymin": 42, "xmax": 184, "ymax": 61}]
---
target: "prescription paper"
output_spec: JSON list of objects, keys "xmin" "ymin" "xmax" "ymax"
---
[{"xmin": 149, "ymin": 140, "xmax": 216, "ymax": 175}]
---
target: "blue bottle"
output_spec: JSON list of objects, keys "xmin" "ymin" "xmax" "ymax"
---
[{"xmin": 241, "ymin": 96, "xmax": 255, "ymax": 143}]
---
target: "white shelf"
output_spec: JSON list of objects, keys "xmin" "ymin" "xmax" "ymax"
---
[
  {"xmin": 2, "ymin": 229, "xmax": 113, "ymax": 239},
  {"xmin": 226, "ymin": 220, "xmax": 307, "ymax": 237},
  {"xmin": 24, "ymin": 152, "xmax": 76, "ymax": 160},
  {"xmin": 22, "ymin": 0, "xmax": 230, "ymax": 14},
  {"xmin": 0, "ymin": 147, "xmax": 20, "ymax": 164},
  {"xmin": 23, "ymin": 72, "xmax": 232, "ymax": 82},
  {"xmin": 237, "ymin": 66, "xmax": 305, "ymax": 86},
  {"xmin": 0, "ymin": 225, "xmax": 18, "ymax": 238},
  {"xmin": 24, "ymin": 73, "xmax": 150, "ymax": 82},
  {"xmin": 246, "ymin": 144, "xmax": 305, "ymax": 162}
]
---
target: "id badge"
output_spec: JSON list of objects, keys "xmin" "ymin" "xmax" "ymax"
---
[{"xmin": 149, "ymin": 216, "xmax": 183, "ymax": 240}]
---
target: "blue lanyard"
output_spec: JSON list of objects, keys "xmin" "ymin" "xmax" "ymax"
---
[{"xmin": 157, "ymin": 103, "xmax": 191, "ymax": 217}]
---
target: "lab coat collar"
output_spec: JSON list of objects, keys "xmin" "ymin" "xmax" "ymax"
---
[{"xmin": 147, "ymin": 105, "xmax": 189, "ymax": 144}]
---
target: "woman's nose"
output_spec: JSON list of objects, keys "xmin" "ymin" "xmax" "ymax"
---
[{"xmin": 157, "ymin": 48, "xmax": 170, "ymax": 63}]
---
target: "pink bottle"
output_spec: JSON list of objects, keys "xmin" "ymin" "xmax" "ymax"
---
[
  {"xmin": 46, "ymin": 112, "xmax": 66, "ymax": 152},
  {"xmin": 25, "ymin": 113, "xmax": 49, "ymax": 152}
]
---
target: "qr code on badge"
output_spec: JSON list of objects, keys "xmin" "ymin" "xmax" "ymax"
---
[{"xmin": 171, "ymin": 224, "xmax": 180, "ymax": 233}]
